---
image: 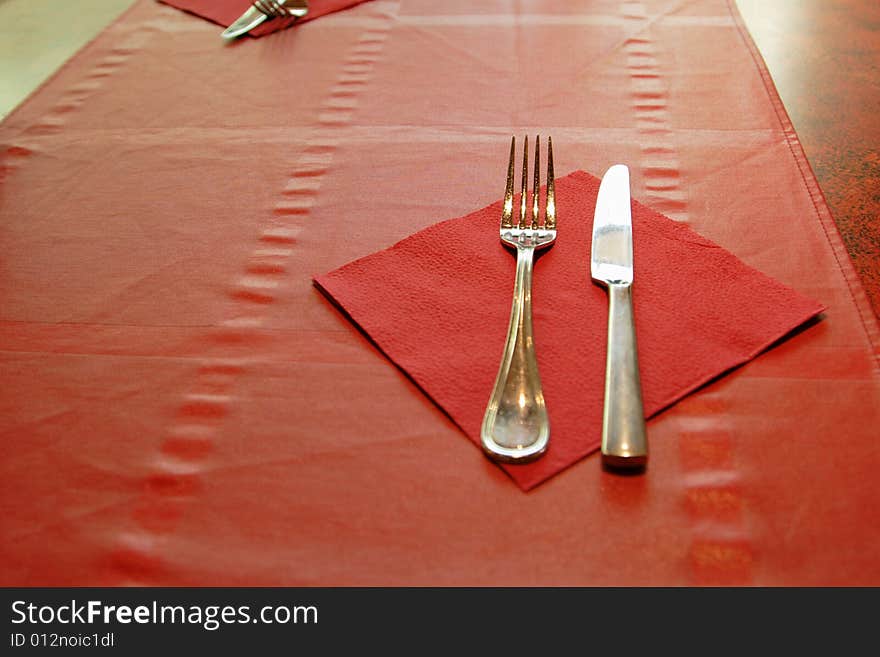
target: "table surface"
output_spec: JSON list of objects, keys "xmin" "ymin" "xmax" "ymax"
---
[
  {"xmin": 1, "ymin": 0, "xmax": 878, "ymax": 587},
  {"xmin": 735, "ymin": 0, "xmax": 880, "ymax": 317}
]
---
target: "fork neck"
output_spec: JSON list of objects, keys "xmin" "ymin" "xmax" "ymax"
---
[{"xmin": 512, "ymin": 247, "xmax": 536, "ymax": 305}]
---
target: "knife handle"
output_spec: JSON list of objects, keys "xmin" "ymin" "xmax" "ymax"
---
[{"xmin": 601, "ymin": 282, "xmax": 648, "ymax": 468}]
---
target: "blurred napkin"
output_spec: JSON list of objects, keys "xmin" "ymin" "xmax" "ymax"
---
[
  {"xmin": 314, "ymin": 170, "xmax": 825, "ymax": 490},
  {"xmin": 158, "ymin": 0, "xmax": 370, "ymax": 37}
]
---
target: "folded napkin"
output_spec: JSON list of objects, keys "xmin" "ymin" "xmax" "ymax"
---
[
  {"xmin": 159, "ymin": 0, "xmax": 370, "ymax": 37},
  {"xmin": 314, "ymin": 170, "xmax": 825, "ymax": 490}
]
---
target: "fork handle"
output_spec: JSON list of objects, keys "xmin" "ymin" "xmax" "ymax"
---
[
  {"xmin": 480, "ymin": 245, "xmax": 550, "ymax": 463},
  {"xmin": 601, "ymin": 282, "xmax": 648, "ymax": 468}
]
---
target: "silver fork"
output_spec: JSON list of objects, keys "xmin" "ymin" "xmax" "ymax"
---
[
  {"xmin": 481, "ymin": 135, "xmax": 557, "ymax": 463},
  {"xmin": 221, "ymin": 0, "xmax": 309, "ymax": 39}
]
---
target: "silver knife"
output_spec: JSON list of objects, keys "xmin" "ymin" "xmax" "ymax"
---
[
  {"xmin": 591, "ymin": 164, "xmax": 648, "ymax": 468},
  {"xmin": 221, "ymin": 1, "xmax": 309, "ymax": 40}
]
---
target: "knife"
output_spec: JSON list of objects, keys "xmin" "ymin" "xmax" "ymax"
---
[
  {"xmin": 591, "ymin": 164, "xmax": 648, "ymax": 468},
  {"xmin": 221, "ymin": 1, "xmax": 309, "ymax": 40}
]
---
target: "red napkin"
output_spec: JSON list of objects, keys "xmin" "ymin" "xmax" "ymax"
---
[
  {"xmin": 158, "ymin": 0, "xmax": 371, "ymax": 37},
  {"xmin": 314, "ymin": 170, "xmax": 825, "ymax": 490}
]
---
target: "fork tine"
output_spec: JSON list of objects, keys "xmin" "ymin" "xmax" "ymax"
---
[
  {"xmin": 531, "ymin": 135, "xmax": 541, "ymax": 229},
  {"xmin": 545, "ymin": 136, "xmax": 556, "ymax": 229},
  {"xmin": 519, "ymin": 135, "xmax": 528, "ymax": 229},
  {"xmin": 502, "ymin": 137, "xmax": 515, "ymax": 228}
]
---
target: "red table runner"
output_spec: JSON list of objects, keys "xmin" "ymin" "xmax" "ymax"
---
[{"xmin": 1, "ymin": 0, "xmax": 878, "ymax": 585}]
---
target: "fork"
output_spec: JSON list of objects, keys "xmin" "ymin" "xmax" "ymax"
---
[
  {"xmin": 221, "ymin": 0, "xmax": 309, "ymax": 39},
  {"xmin": 481, "ymin": 136, "xmax": 557, "ymax": 463},
  {"xmin": 253, "ymin": 0, "xmax": 306, "ymax": 19}
]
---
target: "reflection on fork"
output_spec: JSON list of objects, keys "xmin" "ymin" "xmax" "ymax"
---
[{"xmin": 481, "ymin": 135, "xmax": 557, "ymax": 464}]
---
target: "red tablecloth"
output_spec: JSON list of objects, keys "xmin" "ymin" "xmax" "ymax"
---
[{"xmin": 1, "ymin": 0, "xmax": 878, "ymax": 585}]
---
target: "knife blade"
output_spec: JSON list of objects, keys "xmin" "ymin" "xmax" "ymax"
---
[{"xmin": 591, "ymin": 164, "xmax": 648, "ymax": 468}]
